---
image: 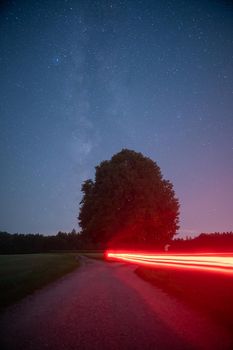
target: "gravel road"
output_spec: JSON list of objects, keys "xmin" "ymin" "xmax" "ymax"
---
[{"xmin": 0, "ymin": 257, "xmax": 232, "ymax": 350}]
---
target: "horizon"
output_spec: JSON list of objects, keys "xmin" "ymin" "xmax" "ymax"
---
[{"xmin": 1, "ymin": 228, "xmax": 233, "ymax": 240}]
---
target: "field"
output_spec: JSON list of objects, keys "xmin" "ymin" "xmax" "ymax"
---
[
  {"xmin": 0, "ymin": 253, "xmax": 79, "ymax": 310},
  {"xmin": 136, "ymin": 266, "xmax": 233, "ymax": 332},
  {"xmin": 83, "ymin": 251, "xmax": 104, "ymax": 260}
]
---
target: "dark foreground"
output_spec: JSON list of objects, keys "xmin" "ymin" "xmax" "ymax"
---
[
  {"xmin": 0, "ymin": 258, "xmax": 232, "ymax": 350},
  {"xmin": 0, "ymin": 253, "xmax": 79, "ymax": 309}
]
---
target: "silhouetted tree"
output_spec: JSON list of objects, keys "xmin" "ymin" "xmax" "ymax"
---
[{"xmin": 79, "ymin": 149, "xmax": 180, "ymax": 248}]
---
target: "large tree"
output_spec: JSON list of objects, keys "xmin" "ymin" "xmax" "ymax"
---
[{"xmin": 78, "ymin": 149, "xmax": 179, "ymax": 249}]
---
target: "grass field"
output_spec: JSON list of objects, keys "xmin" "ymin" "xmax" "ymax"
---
[
  {"xmin": 83, "ymin": 251, "xmax": 104, "ymax": 260},
  {"xmin": 0, "ymin": 253, "xmax": 79, "ymax": 310},
  {"xmin": 136, "ymin": 266, "xmax": 233, "ymax": 332}
]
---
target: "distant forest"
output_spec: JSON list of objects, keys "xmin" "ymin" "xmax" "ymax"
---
[
  {"xmin": 0, "ymin": 231, "xmax": 232, "ymax": 254},
  {"xmin": 0, "ymin": 230, "xmax": 85, "ymax": 254},
  {"xmin": 169, "ymin": 232, "xmax": 233, "ymax": 252}
]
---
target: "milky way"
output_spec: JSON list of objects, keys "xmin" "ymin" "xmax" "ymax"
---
[{"xmin": 0, "ymin": 1, "xmax": 232, "ymax": 235}]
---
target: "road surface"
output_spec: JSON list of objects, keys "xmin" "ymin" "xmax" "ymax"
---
[{"xmin": 0, "ymin": 257, "xmax": 232, "ymax": 350}]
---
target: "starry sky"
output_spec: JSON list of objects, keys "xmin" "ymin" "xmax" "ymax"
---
[{"xmin": 0, "ymin": 0, "xmax": 233, "ymax": 237}]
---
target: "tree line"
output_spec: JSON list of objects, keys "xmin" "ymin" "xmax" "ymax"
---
[
  {"xmin": 0, "ymin": 231, "xmax": 232, "ymax": 254},
  {"xmin": 0, "ymin": 230, "xmax": 86, "ymax": 254},
  {"xmin": 170, "ymin": 232, "xmax": 233, "ymax": 252}
]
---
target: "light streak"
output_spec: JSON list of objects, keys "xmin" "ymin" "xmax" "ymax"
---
[{"xmin": 106, "ymin": 251, "xmax": 233, "ymax": 275}]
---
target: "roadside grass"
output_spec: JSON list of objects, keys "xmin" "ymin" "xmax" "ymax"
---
[
  {"xmin": 83, "ymin": 251, "xmax": 104, "ymax": 260},
  {"xmin": 0, "ymin": 253, "xmax": 79, "ymax": 310},
  {"xmin": 136, "ymin": 266, "xmax": 233, "ymax": 332},
  {"xmin": 49, "ymin": 250, "xmax": 105, "ymax": 260}
]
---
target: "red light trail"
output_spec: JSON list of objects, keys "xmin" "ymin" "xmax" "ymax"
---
[{"xmin": 106, "ymin": 252, "xmax": 233, "ymax": 275}]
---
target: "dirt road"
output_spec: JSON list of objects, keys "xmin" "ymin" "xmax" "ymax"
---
[{"xmin": 0, "ymin": 258, "xmax": 232, "ymax": 349}]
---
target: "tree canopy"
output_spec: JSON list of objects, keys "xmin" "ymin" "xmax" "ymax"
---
[{"xmin": 78, "ymin": 149, "xmax": 180, "ymax": 249}]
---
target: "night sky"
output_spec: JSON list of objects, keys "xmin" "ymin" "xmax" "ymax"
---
[{"xmin": 0, "ymin": 0, "xmax": 233, "ymax": 236}]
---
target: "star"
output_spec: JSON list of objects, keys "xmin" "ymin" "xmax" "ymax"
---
[{"xmin": 52, "ymin": 56, "xmax": 61, "ymax": 66}]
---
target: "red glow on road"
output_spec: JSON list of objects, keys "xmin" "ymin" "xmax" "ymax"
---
[{"xmin": 106, "ymin": 251, "xmax": 233, "ymax": 275}]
